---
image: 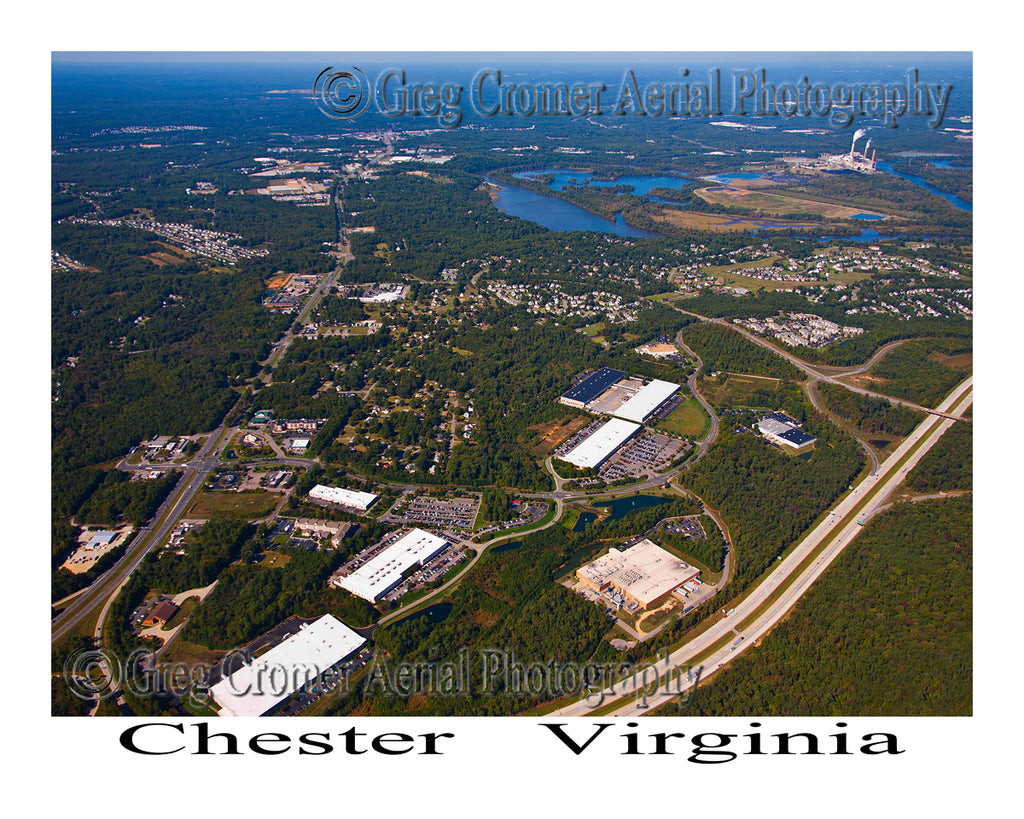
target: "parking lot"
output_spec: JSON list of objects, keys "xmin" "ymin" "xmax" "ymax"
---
[
  {"xmin": 600, "ymin": 431, "xmax": 688, "ymax": 480},
  {"xmin": 396, "ymin": 495, "xmax": 480, "ymax": 529},
  {"xmin": 553, "ymin": 419, "xmax": 605, "ymax": 458}
]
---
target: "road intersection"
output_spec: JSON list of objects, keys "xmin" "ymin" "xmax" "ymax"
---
[{"xmin": 545, "ymin": 375, "xmax": 973, "ymax": 716}]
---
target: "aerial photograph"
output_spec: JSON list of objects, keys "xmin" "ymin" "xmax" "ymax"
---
[{"xmin": 50, "ymin": 50, "xmax": 974, "ymax": 730}]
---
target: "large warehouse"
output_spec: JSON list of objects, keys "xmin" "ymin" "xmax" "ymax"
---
[
  {"xmin": 334, "ymin": 528, "xmax": 449, "ymax": 602},
  {"xmin": 308, "ymin": 484, "xmax": 379, "ymax": 511},
  {"xmin": 757, "ymin": 415, "xmax": 817, "ymax": 452},
  {"xmin": 611, "ymin": 378, "xmax": 680, "ymax": 423},
  {"xmin": 561, "ymin": 417, "xmax": 641, "ymax": 469},
  {"xmin": 576, "ymin": 539, "xmax": 700, "ymax": 610},
  {"xmin": 559, "ymin": 368, "xmax": 626, "ymax": 410},
  {"xmin": 211, "ymin": 614, "xmax": 365, "ymax": 717}
]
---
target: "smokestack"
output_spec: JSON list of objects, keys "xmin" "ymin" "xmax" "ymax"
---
[
  {"xmin": 850, "ymin": 128, "xmax": 867, "ymax": 160},
  {"xmin": 872, "ymin": 147, "xmax": 877, "ymax": 168},
  {"xmin": 863, "ymin": 138, "xmax": 872, "ymax": 159}
]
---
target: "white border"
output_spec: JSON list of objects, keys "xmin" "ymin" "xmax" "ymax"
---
[{"xmin": 21, "ymin": 1, "xmax": 1016, "ymax": 814}]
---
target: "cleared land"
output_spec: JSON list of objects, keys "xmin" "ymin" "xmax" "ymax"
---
[
  {"xmin": 526, "ymin": 415, "xmax": 591, "ymax": 457},
  {"xmin": 258, "ymin": 550, "xmax": 292, "ymax": 569},
  {"xmin": 266, "ymin": 272, "xmax": 292, "ymax": 290},
  {"xmin": 184, "ymin": 490, "xmax": 279, "ymax": 520},
  {"xmin": 656, "ymin": 398, "xmax": 709, "ymax": 438},
  {"xmin": 651, "ymin": 208, "xmax": 818, "ymax": 232},
  {"xmin": 695, "ymin": 186, "xmax": 886, "ymax": 220},
  {"xmin": 701, "ymin": 372, "xmax": 784, "ymax": 407}
]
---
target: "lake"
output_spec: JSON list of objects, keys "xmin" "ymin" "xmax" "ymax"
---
[
  {"xmin": 486, "ymin": 175, "xmax": 661, "ymax": 237},
  {"xmin": 515, "ymin": 169, "xmax": 693, "ymax": 204},
  {"xmin": 397, "ymin": 601, "xmax": 452, "ymax": 625},
  {"xmin": 876, "ymin": 161, "xmax": 972, "ymax": 212},
  {"xmin": 593, "ymin": 494, "xmax": 671, "ymax": 521},
  {"xmin": 571, "ymin": 511, "xmax": 598, "ymax": 532}
]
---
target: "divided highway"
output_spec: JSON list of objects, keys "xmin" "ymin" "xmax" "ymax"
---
[{"xmin": 546, "ymin": 374, "xmax": 973, "ymax": 716}]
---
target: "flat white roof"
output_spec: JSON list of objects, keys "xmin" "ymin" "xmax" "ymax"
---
[
  {"xmin": 87, "ymin": 530, "xmax": 118, "ymax": 546},
  {"xmin": 612, "ymin": 379, "xmax": 680, "ymax": 423},
  {"xmin": 308, "ymin": 484, "xmax": 378, "ymax": 510},
  {"xmin": 562, "ymin": 418, "xmax": 641, "ymax": 469},
  {"xmin": 211, "ymin": 614, "xmax": 365, "ymax": 718},
  {"xmin": 336, "ymin": 528, "xmax": 448, "ymax": 602},
  {"xmin": 578, "ymin": 538, "xmax": 699, "ymax": 607},
  {"xmin": 757, "ymin": 418, "xmax": 792, "ymax": 436}
]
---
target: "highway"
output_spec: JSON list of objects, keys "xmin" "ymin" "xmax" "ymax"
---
[
  {"xmin": 51, "ymin": 188, "xmax": 354, "ymax": 646},
  {"xmin": 672, "ymin": 306, "xmax": 960, "ymax": 418},
  {"xmin": 545, "ymin": 374, "xmax": 973, "ymax": 716}
]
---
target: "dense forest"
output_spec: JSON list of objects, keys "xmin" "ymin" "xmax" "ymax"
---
[
  {"xmin": 817, "ymin": 382, "xmax": 923, "ymax": 437},
  {"xmin": 680, "ymin": 322, "xmax": 803, "ymax": 379},
  {"xmin": 865, "ymin": 338, "xmax": 972, "ymax": 407},
  {"xmin": 74, "ymin": 470, "xmax": 181, "ymax": 527},
  {"xmin": 683, "ymin": 418, "xmax": 864, "ymax": 593},
  {"xmin": 905, "ymin": 408, "xmax": 972, "ymax": 493},
  {"xmin": 671, "ymin": 496, "xmax": 971, "ymax": 716}
]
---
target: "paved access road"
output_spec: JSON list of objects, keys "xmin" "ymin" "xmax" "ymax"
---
[
  {"xmin": 51, "ymin": 193, "xmax": 353, "ymax": 647},
  {"xmin": 673, "ymin": 330, "xmax": 720, "ymax": 462},
  {"xmin": 672, "ymin": 306, "xmax": 955, "ymax": 417},
  {"xmin": 545, "ymin": 375, "xmax": 973, "ymax": 716}
]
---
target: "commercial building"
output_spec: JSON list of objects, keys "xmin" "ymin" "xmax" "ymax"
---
[
  {"xmin": 211, "ymin": 614, "xmax": 365, "ymax": 718},
  {"xmin": 86, "ymin": 530, "xmax": 118, "ymax": 550},
  {"xmin": 559, "ymin": 368, "xmax": 626, "ymax": 410},
  {"xmin": 559, "ymin": 369, "xmax": 679, "ymax": 424},
  {"xmin": 308, "ymin": 484, "xmax": 378, "ymax": 511},
  {"xmin": 333, "ymin": 528, "xmax": 448, "ymax": 602},
  {"xmin": 757, "ymin": 414, "xmax": 817, "ymax": 452},
  {"xmin": 636, "ymin": 342, "xmax": 680, "ymax": 359},
  {"xmin": 561, "ymin": 418, "xmax": 641, "ymax": 469},
  {"xmin": 576, "ymin": 539, "xmax": 700, "ymax": 610},
  {"xmin": 292, "ymin": 518, "xmax": 355, "ymax": 546},
  {"xmin": 611, "ymin": 379, "xmax": 680, "ymax": 423},
  {"xmin": 142, "ymin": 601, "xmax": 179, "ymax": 627}
]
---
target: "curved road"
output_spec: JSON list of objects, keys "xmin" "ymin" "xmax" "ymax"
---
[{"xmin": 546, "ymin": 375, "xmax": 973, "ymax": 716}]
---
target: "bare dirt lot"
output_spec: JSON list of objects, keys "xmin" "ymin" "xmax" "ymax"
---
[{"xmin": 527, "ymin": 416, "xmax": 591, "ymax": 457}]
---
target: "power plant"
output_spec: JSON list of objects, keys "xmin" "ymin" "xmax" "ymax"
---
[{"xmin": 784, "ymin": 129, "xmax": 878, "ymax": 174}]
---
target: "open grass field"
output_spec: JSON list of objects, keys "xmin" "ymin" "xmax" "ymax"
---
[
  {"xmin": 651, "ymin": 205, "xmax": 819, "ymax": 232},
  {"xmin": 702, "ymin": 372, "xmax": 783, "ymax": 407},
  {"xmin": 161, "ymin": 638, "xmax": 225, "ymax": 670},
  {"xmin": 928, "ymin": 351, "xmax": 972, "ymax": 369},
  {"xmin": 695, "ymin": 186, "xmax": 885, "ymax": 220},
  {"xmin": 184, "ymin": 489, "xmax": 279, "ymax": 520},
  {"xmin": 259, "ymin": 550, "xmax": 292, "ymax": 569},
  {"xmin": 657, "ymin": 398, "xmax": 709, "ymax": 438}
]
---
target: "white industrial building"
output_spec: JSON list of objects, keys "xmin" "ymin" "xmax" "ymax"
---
[
  {"xmin": 756, "ymin": 415, "xmax": 818, "ymax": 452},
  {"xmin": 334, "ymin": 528, "xmax": 449, "ymax": 602},
  {"xmin": 561, "ymin": 418, "xmax": 641, "ymax": 469},
  {"xmin": 576, "ymin": 539, "xmax": 700, "ymax": 610},
  {"xmin": 211, "ymin": 614, "xmax": 365, "ymax": 717},
  {"xmin": 611, "ymin": 379, "xmax": 680, "ymax": 423},
  {"xmin": 308, "ymin": 484, "xmax": 378, "ymax": 511}
]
